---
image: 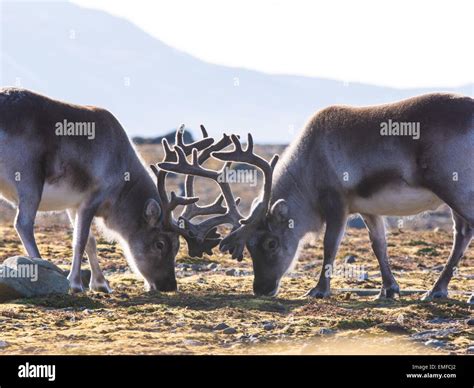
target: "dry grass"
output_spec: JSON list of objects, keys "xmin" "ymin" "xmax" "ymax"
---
[{"xmin": 0, "ymin": 223, "xmax": 472, "ymax": 355}]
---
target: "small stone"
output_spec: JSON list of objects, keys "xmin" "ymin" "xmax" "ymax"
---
[
  {"xmin": 191, "ymin": 264, "xmax": 204, "ymax": 272},
  {"xmin": 223, "ymin": 327, "xmax": 237, "ymax": 335},
  {"xmin": 213, "ymin": 322, "xmax": 230, "ymax": 331},
  {"xmin": 424, "ymin": 339, "xmax": 446, "ymax": 348},
  {"xmin": 466, "ymin": 319, "xmax": 474, "ymax": 326},
  {"xmin": 344, "ymin": 255, "xmax": 356, "ymax": 264},
  {"xmin": 396, "ymin": 314, "xmax": 404, "ymax": 325},
  {"xmin": 0, "ymin": 340, "xmax": 10, "ymax": 348},
  {"xmin": 319, "ymin": 328, "xmax": 335, "ymax": 335},
  {"xmin": 183, "ymin": 339, "xmax": 203, "ymax": 347},
  {"xmin": 207, "ymin": 263, "xmax": 218, "ymax": 270},
  {"xmin": 263, "ymin": 323, "xmax": 275, "ymax": 331},
  {"xmin": 467, "ymin": 346, "xmax": 474, "ymax": 354},
  {"xmin": 225, "ymin": 269, "xmax": 238, "ymax": 276}
]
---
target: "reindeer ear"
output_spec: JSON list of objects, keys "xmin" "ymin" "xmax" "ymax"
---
[
  {"xmin": 144, "ymin": 199, "xmax": 162, "ymax": 227},
  {"xmin": 270, "ymin": 199, "xmax": 289, "ymax": 224}
]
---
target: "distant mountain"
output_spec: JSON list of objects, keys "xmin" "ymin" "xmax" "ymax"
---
[{"xmin": 1, "ymin": 1, "xmax": 472, "ymax": 143}]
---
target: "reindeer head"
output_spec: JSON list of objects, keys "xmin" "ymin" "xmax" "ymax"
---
[{"xmin": 210, "ymin": 134, "xmax": 297, "ymax": 297}]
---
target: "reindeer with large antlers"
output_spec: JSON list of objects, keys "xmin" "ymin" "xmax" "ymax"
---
[
  {"xmin": 181, "ymin": 93, "xmax": 473, "ymax": 304},
  {"xmin": 0, "ymin": 87, "xmax": 227, "ymax": 293}
]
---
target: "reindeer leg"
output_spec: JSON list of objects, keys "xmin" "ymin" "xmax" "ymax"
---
[
  {"xmin": 14, "ymin": 178, "xmax": 43, "ymax": 259},
  {"xmin": 67, "ymin": 210, "xmax": 111, "ymax": 293},
  {"xmin": 67, "ymin": 199, "xmax": 101, "ymax": 293},
  {"xmin": 422, "ymin": 210, "xmax": 472, "ymax": 301},
  {"xmin": 361, "ymin": 214, "xmax": 400, "ymax": 299},
  {"xmin": 306, "ymin": 194, "xmax": 347, "ymax": 298}
]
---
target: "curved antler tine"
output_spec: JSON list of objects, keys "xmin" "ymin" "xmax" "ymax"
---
[
  {"xmin": 200, "ymin": 124, "xmax": 208, "ymax": 138},
  {"xmin": 191, "ymin": 148, "xmax": 199, "ymax": 166},
  {"xmin": 231, "ymin": 134, "xmax": 242, "ymax": 152},
  {"xmin": 162, "ymin": 138, "xmax": 177, "ymax": 162},
  {"xmin": 246, "ymin": 133, "xmax": 254, "ymax": 153},
  {"xmin": 270, "ymin": 154, "xmax": 279, "ymax": 170}
]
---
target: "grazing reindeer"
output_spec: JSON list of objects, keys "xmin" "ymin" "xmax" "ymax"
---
[
  {"xmin": 0, "ymin": 87, "xmax": 224, "ymax": 293},
  {"xmin": 206, "ymin": 93, "xmax": 473, "ymax": 304}
]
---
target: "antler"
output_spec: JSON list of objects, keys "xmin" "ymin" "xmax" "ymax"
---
[
  {"xmin": 151, "ymin": 125, "xmax": 224, "ymax": 257},
  {"xmin": 212, "ymin": 134, "xmax": 279, "ymax": 261},
  {"xmin": 158, "ymin": 133, "xmax": 244, "ymax": 243}
]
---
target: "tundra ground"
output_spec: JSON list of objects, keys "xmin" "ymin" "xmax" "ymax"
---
[{"xmin": 0, "ymin": 223, "xmax": 472, "ymax": 355}]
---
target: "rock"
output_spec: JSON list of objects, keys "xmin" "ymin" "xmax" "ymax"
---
[
  {"xmin": 319, "ymin": 328, "xmax": 335, "ymax": 335},
  {"xmin": 344, "ymin": 255, "xmax": 356, "ymax": 264},
  {"xmin": 0, "ymin": 340, "xmax": 10, "ymax": 348},
  {"xmin": 63, "ymin": 269, "xmax": 91, "ymax": 288},
  {"xmin": 0, "ymin": 256, "xmax": 69, "ymax": 302},
  {"xmin": 183, "ymin": 339, "xmax": 203, "ymax": 347},
  {"xmin": 213, "ymin": 322, "xmax": 230, "ymax": 331},
  {"xmin": 225, "ymin": 269, "xmax": 239, "ymax": 276},
  {"xmin": 191, "ymin": 264, "xmax": 205, "ymax": 272},
  {"xmin": 223, "ymin": 327, "xmax": 237, "ymax": 335},
  {"xmin": 427, "ymin": 317, "xmax": 454, "ymax": 324},
  {"xmin": 467, "ymin": 346, "xmax": 474, "ymax": 354},
  {"xmin": 207, "ymin": 263, "xmax": 219, "ymax": 270},
  {"xmin": 396, "ymin": 314, "xmax": 404, "ymax": 325},
  {"xmin": 412, "ymin": 328, "xmax": 459, "ymax": 341},
  {"xmin": 466, "ymin": 319, "xmax": 474, "ymax": 326},
  {"xmin": 424, "ymin": 339, "xmax": 447, "ymax": 348},
  {"xmin": 263, "ymin": 322, "xmax": 275, "ymax": 331}
]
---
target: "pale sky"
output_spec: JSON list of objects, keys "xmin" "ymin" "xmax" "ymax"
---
[{"xmin": 71, "ymin": 0, "xmax": 473, "ymax": 88}]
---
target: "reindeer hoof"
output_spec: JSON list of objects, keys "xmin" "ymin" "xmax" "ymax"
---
[
  {"xmin": 305, "ymin": 287, "xmax": 330, "ymax": 299},
  {"xmin": 90, "ymin": 278, "xmax": 112, "ymax": 293},
  {"xmin": 67, "ymin": 275, "xmax": 84, "ymax": 293},
  {"xmin": 69, "ymin": 282, "xmax": 85, "ymax": 294},
  {"xmin": 376, "ymin": 284, "xmax": 400, "ymax": 300},
  {"xmin": 421, "ymin": 290, "xmax": 448, "ymax": 301}
]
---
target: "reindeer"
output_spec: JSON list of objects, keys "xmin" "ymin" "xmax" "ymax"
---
[
  {"xmin": 0, "ymin": 87, "xmax": 228, "ymax": 293},
  {"xmin": 162, "ymin": 93, "xmax": 473, "ymax": 304}
]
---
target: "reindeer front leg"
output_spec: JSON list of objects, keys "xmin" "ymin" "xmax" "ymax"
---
[
  {"xmin": 67, "ymin": 210, "xmax": 112, "ymax": 293},
  {"xmin": 68, "ymin": 199, "xmax": 102, "ymax": 293},
  {"xmin": 306, "ymin": 194, "xmax": 347, "ymax": 298}
]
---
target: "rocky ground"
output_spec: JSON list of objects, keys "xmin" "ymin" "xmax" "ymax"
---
[{"xmin": 0, "ymin": 222, "xmax": 472, "ymax": 355}]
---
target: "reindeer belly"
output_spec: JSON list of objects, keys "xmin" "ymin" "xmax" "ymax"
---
[
  {"xmin": 39, "ymin": 182, "xmax": 87, "ymax": 211},
  {"xmin": 350, "ymin": 185, "xmax": 443, "ymax": 216}
]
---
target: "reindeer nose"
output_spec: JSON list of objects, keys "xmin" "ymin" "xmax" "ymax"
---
[{"xmin": 157, "ymin": 278, "xmax": 178, "ymax": 292}]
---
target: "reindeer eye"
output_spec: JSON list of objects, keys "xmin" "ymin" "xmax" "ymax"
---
[
  {"xmin": 263, "ymin": 237, "xmax": 279, "ymax": 252},
  {"xmin": 154, "ymin": 241, "xmax": 166, "ymax": 251}
]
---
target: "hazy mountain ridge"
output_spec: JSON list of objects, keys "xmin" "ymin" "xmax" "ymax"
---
[{"xmin": 1, "ymin": 1, "xmax": 472, "ymax": 143}]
